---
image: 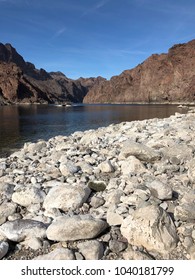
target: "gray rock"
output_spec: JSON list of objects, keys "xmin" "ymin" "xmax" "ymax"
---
[
  {"xmin": 0, "ymin": 201, "xmax": 17, "ymax": 224},
  {"xmin": 12, "ymin": 186, "xmax": 45, "ymax": 207},
  {"xmin": 24, "ymin": 141, "xmax": 47, "ymax": 153},
  {"xmin": 119, "ymin": 140, "xmax": 160, "ymax": 162},
  {"xmin": 109, "ymin": 240, "xmax": 127, "ymax": 253},
  {"xmin": 90, "ymin": 196, "xmax": 105, "ymax": 208},
  {"xmin": 174, "ymin": 204, "xmax": 195, "ymax": 221},
  {"xmin": 88, "ymin": 181, "xmax": 106, "ymax": 192},
  {"xmin": 0, "ymin": 241, "xmax": 9, "ymax": 259},
  {"xmin": 0, "ymin": 219, "xmax": 47, "ymax": 242},
  {"xmin": 121, "ymin": 205, "xmax": 178, "ymax": 255},
  {"xmin": 34, "ymin": 248, "xmax": 75, "ymax": 260},
  {"xmin": 46, "ymin": 215, "xmax": 108, "ymax": 241},
  {"xmin": 59, "ymin": 161, "xmax": 80, "ymax": 176},
  {"xmin": 146, "ymin": 179, "xmax": 172, "ymax": 200},
  {"xmin": 123, "ymin": 246, "xmax": 153, "ymax": 260},
  {"xmin": 43, "ymin": 185, "xmax": 91, "ymax": 212},
  {"xmin": 0, "ymin": 183, "xmax": 15, "ymax": 200},
  {"xmin": 77, "ymin": 240, "xmax": 104, "ymax": 260}
]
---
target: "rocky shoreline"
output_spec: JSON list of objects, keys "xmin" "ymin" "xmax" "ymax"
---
[{"xmin": 1, "ymin": 110, "xmax": 195, "ymax": 260}]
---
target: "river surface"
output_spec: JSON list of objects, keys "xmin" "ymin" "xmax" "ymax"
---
[{"xmin": 0, "ymin": 104, "xmax": 187, "ymax": 157}]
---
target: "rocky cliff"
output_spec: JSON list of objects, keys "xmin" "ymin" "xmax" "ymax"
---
[
  {"xmin": 0, "ymin": 43, "xmax": 102, "ymax": 104},
  {"xmin": 84, "ymin": 39, "xmax": 195, "ymax": 103}
]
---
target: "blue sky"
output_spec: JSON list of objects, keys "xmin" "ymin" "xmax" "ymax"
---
[{"xmin": 0, "ymin": 0, "xmax": 195, "ymax": 79}]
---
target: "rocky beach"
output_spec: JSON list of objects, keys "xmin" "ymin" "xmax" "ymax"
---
[{"xmin": 1, "ymin": 109, "xmax": 195, "ymax": 260}]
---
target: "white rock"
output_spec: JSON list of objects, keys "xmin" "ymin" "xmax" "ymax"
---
[
  {"xmin": 43, "ymin": 185, "xmax": 91, "ymax": 211},
  {"xmin": 121, "ymin": 156, "xmax": 147, "ymax": 175},
  {"xmin": 121, "ymin": 205, "xmax": 178, "ymax": 255},
  {"xmin": 107, "ymin": 206, "xmax": 123, "ymax": 226},
  {"xmin": 22, "ymin": 237, "xmax": 42, "ymax": 250},
  {"xmin": 0, "ymin": 219, "xmax": 47, "ymax": 242},
  {"xmin": 98, "ymin": 160, "xmax": 115, "ymax": 173},
  {"xmin": 12, "ymin": 186, "xmax": 45, "ymax": 207}
]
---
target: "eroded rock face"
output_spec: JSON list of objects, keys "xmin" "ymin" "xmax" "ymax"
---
[
  {"xmin": 0, "ymin": 43, "xmax": 104, "ymax": 104},
  {"xmin": 84, "ymin": 39, "xmax": 195, "ymax": 103}
]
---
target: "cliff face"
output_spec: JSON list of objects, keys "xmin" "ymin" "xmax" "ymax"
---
[
  {"xmin": 84, "ymin": 39, "xmax": 195, "ymax": 103},
  {"xmin": 0, "ymin": 43, "xmax": 101, "ymax": 104}
]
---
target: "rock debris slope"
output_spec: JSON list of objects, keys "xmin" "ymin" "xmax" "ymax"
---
[{"xmin": 1, "ymin": 110, "xmax": 195, "ymax": 259}]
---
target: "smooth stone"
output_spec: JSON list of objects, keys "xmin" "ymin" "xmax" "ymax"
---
[
  {"xmin": 88, "ymin": 181, "xmax": 107, "ymax": 192},
  {"xmin": 46, "ymin": 215, "xmax": 108, "ymax": 242},
  {"xmin": 0, "ymin": 219, "xmax": 47, "ymax": 242},
  {"xmin": 43, "ymin": 185, "xmax": 91, "ymax": 212}
]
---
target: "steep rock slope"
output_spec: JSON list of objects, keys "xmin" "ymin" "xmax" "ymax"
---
[
  {"xmin": 84, "ymin": 39, "xmax": 195, "ymax": 103},
  {"xmin": 0, "ymin": 43, "xmax": 102, "ymax": 104}
]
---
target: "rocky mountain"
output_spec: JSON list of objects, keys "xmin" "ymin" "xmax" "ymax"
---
[
  {"xmin": 84, "ymin": 39, "xmax": 195, "ymax": 103},
  {"xmin": 0, "ymin": 43, "xmax": 103, "ymax": 105}
]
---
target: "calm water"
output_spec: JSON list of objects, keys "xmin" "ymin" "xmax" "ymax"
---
[{"xmin": 0, "ymin": 104, "xmax": 187, "ymax": 157}]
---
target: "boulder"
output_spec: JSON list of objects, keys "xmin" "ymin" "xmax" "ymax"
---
[
  {"xmin": 43, "ymin": 185, "xmax": 91, "ymax": 211},
  {"xmin": 0, "ymin": 219, "xmax": 47, "ymax": 242},
  {"xmin": 119, "ymin": 140, "xmax": 160, "ymax": 162},
  {"xmin": 121, "ymin": 205, "xmax": 178, "ymax": 255},
  {"xmin": 12, "ymin": 186, "xmax": 45, "ymax": 207},
  {"xmin": 46, "ymin": 215, "xmax": 108, "ymax": 241}
]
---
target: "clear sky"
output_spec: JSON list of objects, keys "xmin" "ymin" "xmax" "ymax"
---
[{"xmin": 0, "ymin": 0, "xmax": 195, "ymax": 79}]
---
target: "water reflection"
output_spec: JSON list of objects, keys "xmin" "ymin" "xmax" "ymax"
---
[{"xmin": 0, "ymin": 104, "xmax": 187, "ymax": 157}]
